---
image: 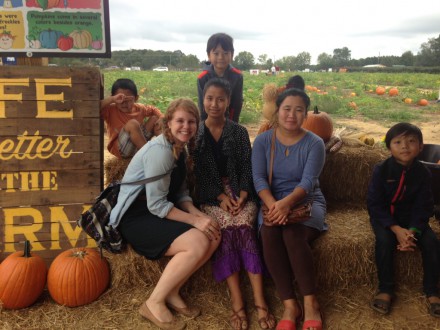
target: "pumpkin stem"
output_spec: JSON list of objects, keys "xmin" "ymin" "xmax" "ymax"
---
[
  {"xmin": 314, "ymin": 106, "xmax": 320, "ymax": 114},
  {"xmin": 24, "ymin": 240, "xmax": 31, "ymax": 258},
  {"xmin": 72, "ymin": 250, "xmax": 87, "ymax": 259}
]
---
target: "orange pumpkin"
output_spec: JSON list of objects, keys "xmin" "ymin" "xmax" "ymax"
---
[
  {"xmin": 47, "ymin": 248, "xmax": 110, "ymax": 307},
  {"xmin": 69, "ymin": 30, "xmax": 93, "ymax": 49},
  {"xmin": 388, "ymin": 88, "xmax": 399, "ymax": 96},
  {"xmin": 348, "ymin": 101, "xmax": 358, "ymax": 110},
  {"xmin": 0, "ymin": 240, "xmax": 47, "ymax": 309},
  {"xmin": 376, "ymin": 87, "xmax": 386, "ymax": 95},
  {"xmin": 404, "ymin": 98, "xmax": 412, "ymax": 104},
  {"xmin": 302, "ymin": 106, "xmax": 333, "ymax": 142},
  {"xmin": 418, "ymin": 99, "xmax": 429, "ymax": 106}
]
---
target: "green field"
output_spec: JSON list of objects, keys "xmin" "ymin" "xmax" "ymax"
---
[{"xmin": 102, "ymin": 71, "xmax": 440, "ymax": 125}]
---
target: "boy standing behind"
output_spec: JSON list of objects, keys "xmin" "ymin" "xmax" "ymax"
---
[
  {"xmin": 197, "ymin": 32, "xmax": 243, "ymax": 122},
  {"xmin": 367, "ymin": 122, "xmax": 440, "ymax": 317},
  {"xmin": 101, "ymin": 78, "xmax": 162, "ymax": 159}
]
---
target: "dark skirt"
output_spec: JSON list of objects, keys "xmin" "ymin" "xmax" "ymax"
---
[{"xmin": 119, "ymin": 200, "xmax": 193, "ymax": 260}]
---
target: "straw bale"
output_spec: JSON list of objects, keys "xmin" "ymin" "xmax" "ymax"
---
[
  {"xmin": 104, "ymin": 156, "xmax": 131, "ymax": 185},
  {"xmin": 314, "ymin": 206, "xmax": 440, "ymax": 291},
  {"xmin": 320, "ymin": 142, "xmax": 388, "ymax": 203}
]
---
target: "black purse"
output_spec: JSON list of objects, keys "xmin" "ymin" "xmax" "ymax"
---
[{"xmin": 77, "ymin": 171, "xmax": 171, "ymax": 253}]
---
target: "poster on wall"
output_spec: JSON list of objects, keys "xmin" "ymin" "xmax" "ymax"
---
[{"xmin": 0, "ymin": 0, "xmax": 110, "ymax": 58}]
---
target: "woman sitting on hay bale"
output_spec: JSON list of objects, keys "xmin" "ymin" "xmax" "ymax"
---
[
  {"xmin": 252, "ymin": 88, "xmax": 327, "ymax": 330},
  {"xmin": 194, "ymin": 78, "xmax": 276, "ymax": 330},
  {"xmin": 109, "ymin": 98, "xmax": 221, "ymax": 330}
]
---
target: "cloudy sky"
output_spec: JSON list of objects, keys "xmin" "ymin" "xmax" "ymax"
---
[{"xmin": 108, "ymin": 0, "xmax": 440, "ymax": 64}]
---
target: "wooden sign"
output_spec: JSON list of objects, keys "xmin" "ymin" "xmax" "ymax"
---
[
  {"xmin": 0, "ymin": 66, "xmax": 103, "ymax": 265},
  {"xmin": 0, "ymin": 0, "xmax": 110, "ymax": 58}
]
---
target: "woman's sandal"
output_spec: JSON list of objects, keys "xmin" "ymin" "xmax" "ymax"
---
[
  {"xmin": 230, "ymin": 307, "xmax": 248, "ymax": 330},
  {"xmin": 370, "ymin": 293, "xmax": 393, "ymax": 315},
  {"xmin": 428, "ymin": 296, "xmax": 440, "ymax": 318},
  {"xmin": 255, "ymin": 305, "xmax": 276, "ymax": 329},
  {"xmin": 302, "ymin": 310, "xmax": 323, "ymax": 330}
]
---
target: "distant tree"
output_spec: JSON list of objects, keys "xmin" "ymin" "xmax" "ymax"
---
[
  {"xmin": 177, "ymin": 54, "xmax": 200, "ymax": 70},
  {"xmin": 257, "ymin": 54, "xmax": 273, "ymax": 69},
  {"xmin": 233, "ymin": 51, "xmax": 255, "ymax": 71},
  {"xmin": 400, "ymin": 51, "xmax": 414, "ymax": 66},
  {"xmin": 416, "ymin": 34, "xmax": 440, "ymax": 66},
  {"xmin": 333, "ymin": 47, "xmax": 351, "ymax": 68},
  {"xmin": 294, "ymin": 51, "xmax": 311, "ymax": 70},
  {"xmin": 316, "ymin": 52, "xmax": 333, "ymax": 70},
  {"xmin": 275, "ymin": 56, "xmax": 295, "ymax": 71}
]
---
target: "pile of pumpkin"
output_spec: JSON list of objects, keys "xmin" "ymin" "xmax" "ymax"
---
[
  {"xmin": 375, "ymin": 86, "xmax": 429, "ymax": 106},
  {"xmin": 0, "ymin": 241, "xmax": 109, "ymax": 309}
]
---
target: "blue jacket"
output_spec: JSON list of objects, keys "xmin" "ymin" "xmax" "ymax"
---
[{"xmin": 109, "ymin": 134, "xmax": 192, "ymax": 228}]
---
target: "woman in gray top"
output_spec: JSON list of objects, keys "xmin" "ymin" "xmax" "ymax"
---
[{"xmin": 110, "ymin": 98, "xmax": 221, "ymax": 330}]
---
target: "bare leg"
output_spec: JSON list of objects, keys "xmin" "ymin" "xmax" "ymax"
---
[
  {"xmin": 303, "ymin": 294, "xmax": 322, "ymax": 330},
  {"xmin": 280, "ymin": 298, "xmax": 302, "ymax": 322},
  {"xmin": 227, "ymin": 272, "xmax": 248, "ymax": 329},
  {"xmin": 248, "ymin": 272, "xmax": 276, "ymax": 329},
  {"xmin": 145, "ymin": 229, "xmax": 216, "ymax": 322},
  {"xmin": 123, "ymin": 119, "xmax": 147, "ymax": 149},
  {"xmin": 165, "ymin": 233, "xmax": 219, "ymax": 308}
]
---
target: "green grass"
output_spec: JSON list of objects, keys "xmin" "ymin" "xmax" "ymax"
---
[{"xmin": 103, "ymin": 70, "xmax": 440, "ymax": 125}]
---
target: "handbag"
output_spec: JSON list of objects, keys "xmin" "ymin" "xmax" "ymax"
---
[
  {"xmin": 77, "ymin": 171, "xmax": 171, "ymax": 254},
  {"xmin": 262, "ymin": 130, "xmax": 312, "ymax": 226}
]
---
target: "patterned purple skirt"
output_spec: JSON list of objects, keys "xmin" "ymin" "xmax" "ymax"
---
[{"xmin": 200, "ymin": 180, "xmax": 265, "ymax": 282}]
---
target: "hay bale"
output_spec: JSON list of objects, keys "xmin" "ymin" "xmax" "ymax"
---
[
  {"xmin": 320, "ymin": 142, "xmax": 388, "ymax": 203},
  {"xmin": 314, "ymin": 206, "xmax": 440, "ymax": 291},
  {"xmin": 104, "ymin": 157, "xmax": 131, "ymax": 185},
  {"xmin": 105, "ymin": 245, "xmax": 228, "ymax": 298}
]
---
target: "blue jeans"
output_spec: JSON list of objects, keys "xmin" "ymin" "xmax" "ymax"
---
[{"xmin": 371, "ymin": 222, "xmax": 440, "ymax": 297}]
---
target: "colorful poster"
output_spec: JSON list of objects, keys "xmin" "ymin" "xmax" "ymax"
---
[{"xmin": 0, "ymin": 0, "xmax": 110, "ymax": 58}]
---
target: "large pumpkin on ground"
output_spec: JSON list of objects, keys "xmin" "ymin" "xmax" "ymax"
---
[
  {"xmin": 376, "ymin": 86, "xmax": 386, "ymax": 95},
  {"xmin": 418, "ymin": 99, "xmax": 429, "ymax": 106},
  {"xmin": 0, "ymin": 240, "xmax": 47, "ymax": 309},
  {"xmin": 47, "ymin": 248, "xmax": 110, "ymax": 307},
  {"xmin": 69, "ymin": 30, "xmax": 93, "ymax": 49},
  {"xmin": 302, "ymin": 106, "xmax": 333, "ymax": 142},
  {"xmin": 388, "ymin": 87, "xmax": 399, "ymax": 96}
]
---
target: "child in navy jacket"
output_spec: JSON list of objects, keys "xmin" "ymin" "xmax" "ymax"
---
[{"xmin": 367, "ymin": 122, "xmax": 440, "ymax": 317}]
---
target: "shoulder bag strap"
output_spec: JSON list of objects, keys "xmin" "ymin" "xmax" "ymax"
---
[
  {"xmin": 120, "ymin": 168, "xmax": 173, "ymax": 186},
  {"xmin": 268, "ymin": 129, "xmax": 276, "ymax": 186}
]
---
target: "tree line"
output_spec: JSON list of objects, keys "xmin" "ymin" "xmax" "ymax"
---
[{"xmin": 50, "ymin": 34, "xmax": 440, "ymax": 72}]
